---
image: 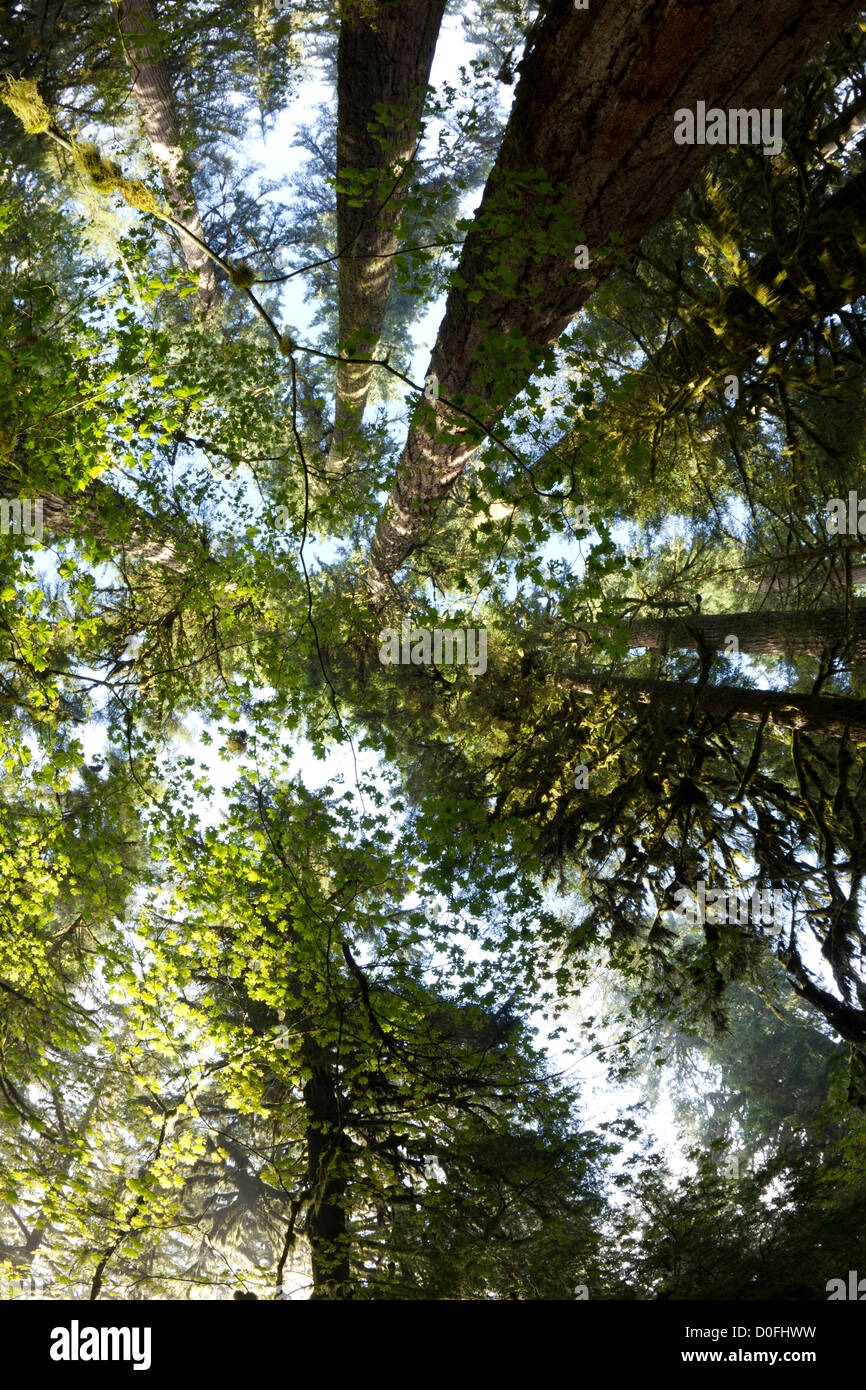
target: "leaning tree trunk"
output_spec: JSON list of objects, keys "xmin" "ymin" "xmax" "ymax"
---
[
  {"xmin": 329, "ymin": 0, "xmax": 447, "ymax": 474},
  {"xmin": 0, "ymin": 460, "xmax": 184, "ymax": 568},
  {"xmin": 364, "ymin": 0, "xmax": 861, "ymax": 606},
  {"xmin": 615, "ymin": 602, "xmax": 866, "ymax": 661},
  {"xmin": 563, "ymin": 672, "xmax": 866, "ymax": 741},
  {"xmin": 114, "ymin": 0, "xmax": 220, "ymax": 310},
  {"xmin": 756, "ymin": 557, "xmax": 866, "ymax": 594}
]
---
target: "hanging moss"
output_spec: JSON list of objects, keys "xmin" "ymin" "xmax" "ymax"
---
[
  {"xmin": 1, "ymin": 77, "xmax": 51, "ymax": 135},
  {"xmin": 116, "ymin": 179, "xmax": 165, "ymax": 217},
  {"xmin": 3, "ymin": 85, "xmax": 168, "ymax": 223},
  {"xmin": 70, "ymin": 140, "xmax": 165, "ymax": 217},
  {"xmin": 72, "ymin": 140, "xmax": 122, "ymax": 191}
]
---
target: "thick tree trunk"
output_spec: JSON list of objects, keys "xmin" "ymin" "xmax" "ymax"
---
[
  {"xmin": 115, "ymin": 0, "xmax": 220, "ymax": 310},
  {"xmin": 564, "ymin": 671, "xmax": 866, "ymax": 741},
  {"xmin": 364, "ymin": 0, "xmax": 860, "ymax": 605},
  {"xmin": 618, "ymin": 603, "xmax": 866, "ymax": 660},
  {"xmin": 329, "ymin": 0, "xmax": 447, "ymax": 472},
  {"xmin": 0, "ymin": 462, "xmax": 182, "ymax": 567},
  {"xmin": 756, "ymin": 560, "xmax": 866, "ymax": 594},
  {"xmin": 303, "ymin": 1045, "xmax": 351, "ymax": 1300}
]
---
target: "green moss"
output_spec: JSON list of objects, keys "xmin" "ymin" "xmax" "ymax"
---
[
  {"xmin": 71, "ymin": 140, "xmax": 163, "ymax": 216},
  {"xmin": 117, "ymin": 178, "xmax": 164, "ymax": 216},
  {"xmin": 72, "ymin": 141, "xmax": 120, "ymax": 190},
  {"xmin": 1, "ymin": 77, "xmax": 51, "ymax": 134}
]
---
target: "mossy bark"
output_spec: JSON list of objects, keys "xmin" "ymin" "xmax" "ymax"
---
[
  {"xmin": 329, "ymin": 0, "xmax": 447, "ymax": 473},
  {"xmin": 364, "ymin": 0, "xmax": 862, "ymax": 606},
  {"xmin": 115, "ymin": 0, "xmax": 220, "ymax": 310}
]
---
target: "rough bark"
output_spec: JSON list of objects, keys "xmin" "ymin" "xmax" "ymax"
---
[
  {"xmin": 364, "ymin": 0, "xmax": 861, "ymax": 605},
  {"xmin": 0, "ymin": 461, "xmax": 182, "ymax": 567},
  {"xmin": 564, "ymin": 672, "xmax": 866, "ymax": 741},
  {"xmin": 757, "ymin": 560, "xmax": 866, "ymax": 594},
  {"xmin": 302, "ymin": 1042, "xmax": 351, "ymax": 1300},
  {"xmin": 115, "ymin": 0, "xmax": 220, "ymax": 310},
  {"xmin": 616, "ymin": 602, "xmax": 866, "ymax": 660},
  {"xmin": 329, "ymin": 0, "xmax": 447, "ymax": 472}
]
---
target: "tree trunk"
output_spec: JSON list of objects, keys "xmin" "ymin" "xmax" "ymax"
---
[
  {"xmin": 0, "ymin": 461, "xmax": 183, "ymax": 568},
  {"xmin": 618, "ymin": 602, "xmax": 866, "ymax": 660},
  {"xmin": 303, "ymin": 1044, "xmax": 351, "ymax": 1300},
  {"xmin": 564, "ymin": 671, "xmax": 866, "ymax": 741},
  {"xmin": 329, "ymin": 0, "xmax": 447, "ymax": 473},
  {"xmin": 756, "ymin": 560, "xmax": 866, "ymax": 594},
  {"xmin": 364, "ymin": 0, "xmax": 861, "ymax": 605},
  {"xmin": 114, "ymin": 0, "xmax": 220, "ymax": 310}
]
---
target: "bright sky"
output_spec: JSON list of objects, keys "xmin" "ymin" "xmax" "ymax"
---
[{"xmin": 230, "ymin": 14, "xmax": 703, "ymax": 1183}]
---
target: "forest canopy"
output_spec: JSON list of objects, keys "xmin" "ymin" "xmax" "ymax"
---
[{"xmin": 0, "ymin": 0, "xmax": 865, "ymax": 1302}]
